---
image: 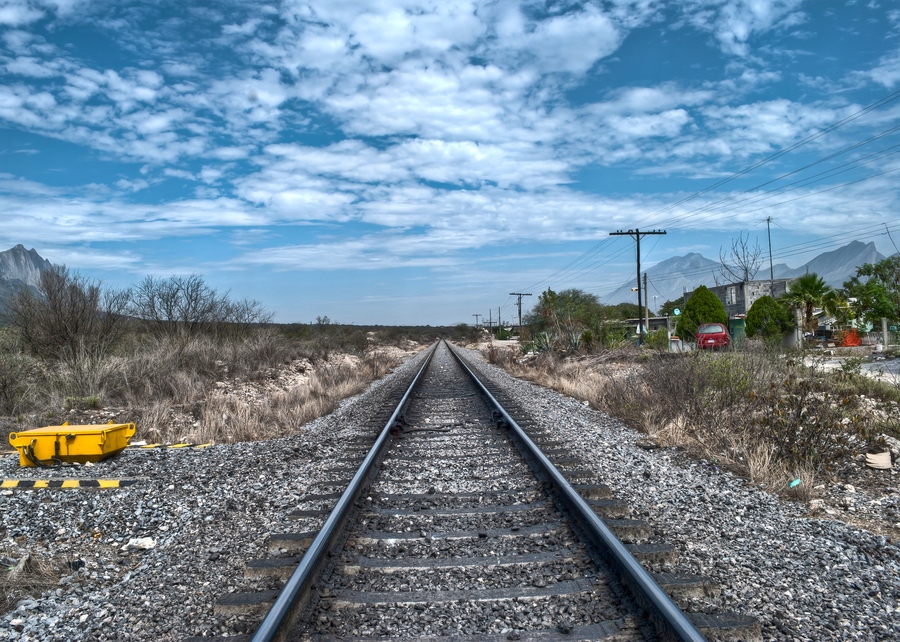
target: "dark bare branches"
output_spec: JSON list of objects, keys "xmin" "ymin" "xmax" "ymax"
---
[{"xmin": 719, "ymin": 232, "xmax": 763, "ymax": 283}]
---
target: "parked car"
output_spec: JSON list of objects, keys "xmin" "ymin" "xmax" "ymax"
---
[{"xmin": 696, "ymin": 323, "xmax": 730, "ymax": 350}]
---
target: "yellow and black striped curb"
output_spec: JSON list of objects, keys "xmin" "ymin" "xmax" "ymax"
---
[
  {"xmin": 1, "ymin": 478, "xmax": 139, "ymax": 489},
  {"xmin": 132, "ymin": 443, "xmax": 212, "ymax": 450}
]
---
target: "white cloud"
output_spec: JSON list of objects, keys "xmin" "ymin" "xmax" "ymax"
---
[
  {"xmin": 5, "ymin": 54, "xmax": 59, "ymax": 77},
  {"xmin": 0, "ymin": 2, "xmax": 44, "ymax": 27},
  {"xmin": 865, "ymin": 48, "xmax": 900, "ymax": 87},
  {"xmin": 115, "ymin": 178, "xmax": 149, "ymax": 192},
  {"xmin": 700, "ymin": 98, "xmax": 842, "ymax": 156},
  {"xmin": 496, "ymin": 6, "xmax": 622, "ymax": 74},
  {"xmin": 678, "ymin": 0, "xmax": 806, "ymax": 56}
]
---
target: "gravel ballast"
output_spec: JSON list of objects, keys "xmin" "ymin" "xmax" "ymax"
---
[{"xmin": 1, "ymin": 342, "xmax": 898, "ymax": 641}]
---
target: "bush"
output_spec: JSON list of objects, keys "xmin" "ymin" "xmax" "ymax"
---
[
  {"xmin": 645, "ymin": 327, "xmax": 669, "ymax": 352},
  {"xmin": 0, "ymin": 330, "xmax": 37, "ymax": 415},
  {"xmin": 676, "ymin": 285, "xmax": 727, "ymax": 339},
  {"xmin": 4, "ymin": 266, "xmax": 130, "ymax": 366},
  {"xmin": 745, "ymin": 295, "xmax": 792, "ymax": 340}
]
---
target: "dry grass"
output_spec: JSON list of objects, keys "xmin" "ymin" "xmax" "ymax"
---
[
  {"xmin": 486, "ymin": 344, "xmax": 893, "ymax": 494},
  {"xmin": 0, "ymin": 551, "xmax": 67, "ymax": 614},
  {"xmin": 144, "ymin": 350, "xmax": 402, "ymax": 444},
  {"xmin": 1, "ymin": 327, "xmax": 412, "ymax": 445}
]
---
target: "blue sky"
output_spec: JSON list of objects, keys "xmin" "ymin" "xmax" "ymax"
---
[{"xmin": 1, "ymin": 0, "xmax": 899, "ymax": 325}]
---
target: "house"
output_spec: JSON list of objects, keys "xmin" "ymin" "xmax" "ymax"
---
[{"xmin": 685, "ymin": 279, "xmax": 792, "ymax": 317}]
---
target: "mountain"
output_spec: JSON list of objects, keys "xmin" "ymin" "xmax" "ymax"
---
[
  {"xmin": 605, "ymin": 252, "xmax": 720, "ymax": 305},
  {"xmin": 0, "ymin": 245, "xmax": 54, "ymax": 318},
  {"xmin": 776, "ymin": 240, "xmax": 885, "ymax": 286},
  {"xmin": 606, "ymin": 240, "xmax": 887, "ymax": 307},
  {"xmin": 0, "ymin": 244, "xmax": 52, "ymax": 289}
]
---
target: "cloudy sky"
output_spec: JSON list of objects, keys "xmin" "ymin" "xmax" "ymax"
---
[{"xmin": 1, "ymin": 0, "xmax": 899, "ymax": 324}]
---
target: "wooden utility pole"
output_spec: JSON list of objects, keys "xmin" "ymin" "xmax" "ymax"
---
[
  {"xmin": 644, "ymin": 272, "xmax": 650, "ymax": 338},
  {"xmin": 766, "ymin": 216, "xmax": 774, "ymax": 296},
  {"xmin": 610, "ymin": 228, "xmax": 666, "ymax": 345},
  {"xmin": 509, "ymin": 292, "xmax": 532, "ymax": 335},
  {"xmin": 488, "ymin": 309, "xmax": 492, "ymax": 336}
]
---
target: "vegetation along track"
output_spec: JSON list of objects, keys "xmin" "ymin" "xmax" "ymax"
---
[{"xmin": 198, "ymin": 341, "xmax": 761, "ymax": 641}]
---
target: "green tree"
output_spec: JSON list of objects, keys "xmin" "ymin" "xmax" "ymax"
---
[
  {"xmin": 745, "ymin": 295, "xmax": 792, "ymax": 340},
  {"xmin": 658, "ymin": 298, "xmax": 682, "ymax": 317},
  {"xmin": 843, "ymin": 256, "xmax": 900, "ymax": 325},
  {"xmin": 524, "ymin": 288, "xmax": 628, "ymax": 352},
  {"xmin": 782, "ymin": 273, "xmax": 832, "ymax": 331},
  {"xmin": 607, "ymin": 301, "xmax": 640, "ymax": 320},
  {"xmin": 676, "ymin": 285, "xmax": 727, "ymax": 339}
]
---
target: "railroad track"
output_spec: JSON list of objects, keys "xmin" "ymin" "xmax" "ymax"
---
[{"xmin": 197, "ymin": 341, "xmax": 760, "ymax": 641}]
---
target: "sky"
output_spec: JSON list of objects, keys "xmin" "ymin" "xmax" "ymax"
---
[{"xmin": 1, "ymin": 0, "xmax": 899, "ymax": 325}]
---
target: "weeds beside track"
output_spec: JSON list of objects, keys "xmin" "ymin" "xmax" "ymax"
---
[{"xmin": 486, "ymin": 343, "xmax": 900, "ymax": 498}]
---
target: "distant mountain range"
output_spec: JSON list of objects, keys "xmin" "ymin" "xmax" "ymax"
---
[
  {"xmin": 0, "ymin": 241, "xmax": 894, "ymax": 320},
  {"xmin": 606, "ymin": 240, "xmax": 891, "ymax": 307},
  {"xmin": 0, "ymin": 244, "xmax": 54, "ymax": 317}
]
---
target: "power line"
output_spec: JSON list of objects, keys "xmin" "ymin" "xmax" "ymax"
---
[{"xmin": 510, "ymin": 86, "xmax": 900, "ymax": 297}]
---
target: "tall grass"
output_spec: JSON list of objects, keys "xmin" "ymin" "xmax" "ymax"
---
[{"xmin": 0, "ymin": 327, "xmax": 408, "ymax": 444}]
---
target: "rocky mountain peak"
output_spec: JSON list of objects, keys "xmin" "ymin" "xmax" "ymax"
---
[{"xmin": 0, "ymin": 244, "xmax": 53, "ymax": 289}]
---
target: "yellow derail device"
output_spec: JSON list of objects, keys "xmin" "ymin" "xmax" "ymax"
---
[{"xmin": 8, "ymin": 422, "xmax": 136, "ymax": 467}]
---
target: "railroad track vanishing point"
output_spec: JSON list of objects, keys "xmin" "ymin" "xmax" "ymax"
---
[{"xmin": 199, "ymin": 341, "xmax": 761, "ymax": 641}]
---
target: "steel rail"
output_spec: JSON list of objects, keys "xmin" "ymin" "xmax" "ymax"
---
[
  {"xmin": 250, "ymin": 342, "xmax": 439, "ymax": 642},
  {"xmin": 447, "ymin": 341, "xmax": 706, "ymax": 642}
]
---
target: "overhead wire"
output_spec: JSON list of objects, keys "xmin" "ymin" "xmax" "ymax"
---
[{"xmin": 509, "ymin": 86, "xmax": 900, "ymax": 300}]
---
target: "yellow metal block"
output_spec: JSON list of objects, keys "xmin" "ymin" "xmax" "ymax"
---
[{"xmin": 8, "ymin": 423, "xmax": 136, "ymax": 468}]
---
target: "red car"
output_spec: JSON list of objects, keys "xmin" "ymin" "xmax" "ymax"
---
[{"xmin": 696, "ymin": 323, "xmax": 730, "ymax": 350}]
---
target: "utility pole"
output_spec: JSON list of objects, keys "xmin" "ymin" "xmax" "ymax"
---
[
  {"xmin": 610, "ymin": 228, "xmax": 666, "ymax": 345},
  {"xmin": 509, "ymin": 293, "xmax": 531, "ymax": 335},
  {"xmin": 488, "ymin": 309, "xmax": 493, "ymax": 336},
  {"xmin": 644, "ymin": 272, "xmax": 650, "ymax": 337},
  {"xmin": 498, "ymin": 307, "xmax": 501, "ymax": 333},
  {"xmin": 766, "ymin": 216, "xmax": 774, "ymax": 296},
  {"xmin": 472, "ymin": 313, "xmax": 481, "ymax": 329}
]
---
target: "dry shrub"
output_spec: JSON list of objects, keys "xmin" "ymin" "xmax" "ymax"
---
[
  {"xmin": 134, "ymin": 399, "xmax": 176, "ymax": 444},
  {"xmin": 491, "ymin": 342, "xmax": 881, "ymax": 492}
]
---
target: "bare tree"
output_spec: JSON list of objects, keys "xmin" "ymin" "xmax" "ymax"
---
[
  {"xmin": 719, "ymin": 232, "xmax": 763, "ymax": 283},
  {"xmin": 5, "ymin": 266, "xmax": 130, "ymax": 364},
  {"xmin": 220, "ymin": 297, "xmax": 274, "ymax": 338},
  {"xmin": 130, "ymin": 275, "xmax": 228, "ymax": 339},
  {"xmin": 129, "ymin": 274, "xmax": 272, "ymax": 341}
]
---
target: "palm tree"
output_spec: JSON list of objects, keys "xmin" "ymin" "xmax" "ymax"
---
[{"xmin": 782, "ymin": 273, "xmax": 833, "ymax": 331}]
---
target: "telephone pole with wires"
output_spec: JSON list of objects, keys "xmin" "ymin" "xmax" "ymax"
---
[
  {"xmin": 610, "ymin": 229, "xmax": 666, "ymax": 345},
  {"xmin": 509, "ymin": 293, "xmax": 532, "ymax": 336},
  {"xmin": 766, "ymin": 217, "xmax": 774, "ymax": 295}
]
